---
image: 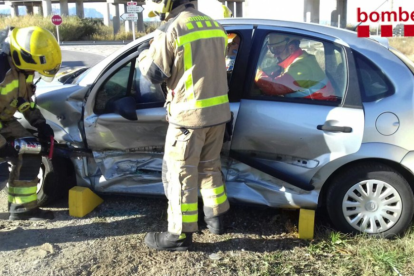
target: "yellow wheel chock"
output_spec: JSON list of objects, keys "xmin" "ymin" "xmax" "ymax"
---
[
  {"xmin": 69, "ymin": 186, "xmax": 103, "ymax": 218},
  {"xmin": 298, "ymin": 208, "xmax": 315, "ymax": 239}
]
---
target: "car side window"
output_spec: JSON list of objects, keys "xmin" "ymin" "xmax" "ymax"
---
[
  {"xmin": 251, "ymin": 32, "xmax": 346, "ymax": 104},
  {"xmin": 94, "ymin": 57, "xmax": 166, "ymax": 115},
  {"xmin": 95, "ymin": 61, "xmax": 132, "ymax": 114},
  {"xmin": 354, "ymin": 51, "xmax": 394, "ymax": 102},
  {"xmin": 132, "ymin": 61, "xmax": 166, "ymax": 104}
]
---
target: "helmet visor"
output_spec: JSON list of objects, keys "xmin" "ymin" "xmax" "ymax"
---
[
  {"xmin": 42, "ymin": 64, "xmax": 61, "ymax": 76},
  {"xmin": 39, "ymin": 74, "xmax": 55, "ymax": 82}
]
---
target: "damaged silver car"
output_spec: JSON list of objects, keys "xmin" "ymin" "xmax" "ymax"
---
[{"xmin": 18, "ymin": 19, "xmax": 414, "ymax": 236}]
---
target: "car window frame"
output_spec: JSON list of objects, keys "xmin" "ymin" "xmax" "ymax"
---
[
  {"xmin": 93, "ymin": 59, "xmax": 136, "ymax": 115},
  {"xmin": 86, "ymin": 46, "xmax": 166, "ymax": 118},
  {"xmin": 353, "ymin": 50, "xmax": 395, "ymax": 103},
  {"xmin": 239, "ymin": 25, "xmax": 364, "ymax": 110},
  {"xmin": 223, "ymin": 25, "xmax": 254, "ymax": 103},
  {"xmin": 245, "ymin": 28, "xmax": 349, "ymax": 107}
]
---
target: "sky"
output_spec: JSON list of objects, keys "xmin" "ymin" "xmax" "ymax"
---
[{"xmin": 2, "ymin": 0, "xmax": 414, "ymax": 25}]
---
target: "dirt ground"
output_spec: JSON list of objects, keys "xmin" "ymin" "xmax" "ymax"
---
[{"xmin": 0, "ymin": 189, "xmax": 312, "ymax": 276}]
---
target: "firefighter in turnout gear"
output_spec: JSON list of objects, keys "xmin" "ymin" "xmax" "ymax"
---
[
  {"xmin": 139, "ymin": 0, "xmax": 231, "ymax": 251},
  {"xmin": 0, "ymin": 26, "xmax": 61, "ymax": 220}
]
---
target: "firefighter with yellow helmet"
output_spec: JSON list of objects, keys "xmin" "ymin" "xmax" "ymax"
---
[
  {"xmin": 138, "ymin": 0, "xmax": 231, "ymax": 251},
  {"xmin": 0, "ymin": 26, "xmax": 61, "ymax": 220}
]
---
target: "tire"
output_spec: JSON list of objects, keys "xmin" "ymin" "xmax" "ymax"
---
[
  {"xmin": 37, "ymin": 156, "xmax": 76, "ymax": 206},
  {"xmin": 326, "ymin": 162, "xmax": 414, "ymax": 237}
]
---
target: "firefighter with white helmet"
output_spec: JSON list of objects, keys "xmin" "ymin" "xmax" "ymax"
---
[
  {"xmin": 0, "ymin": 26, "xmax": 61, "ymax": 220},
  {"xmin": 138, "ymin": 0, "xmax": 231, "ymax": 251}
]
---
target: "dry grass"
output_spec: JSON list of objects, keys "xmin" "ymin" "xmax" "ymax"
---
[{"xmin": 389, "ymin": 37, "xmax": 414, "ymax": 61}]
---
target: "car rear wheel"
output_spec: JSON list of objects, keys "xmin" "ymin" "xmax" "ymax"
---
[
  {"xmin": 37, "ymin": 156, "xmax": 76, "ymax": 206},
  {"xmin": 326, "ymin": 162, "xmax": 414, "ymax": 237}
]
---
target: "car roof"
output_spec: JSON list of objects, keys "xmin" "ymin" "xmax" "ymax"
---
[{"xmin": 218, "ymin": 18, "xmax": 390, "ymax": 52}]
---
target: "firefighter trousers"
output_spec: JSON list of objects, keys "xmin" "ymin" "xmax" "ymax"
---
[
  {"xmin": 0, "ymin": 120, "xmax": 41, "ymax": 213},
  {"xmin": 164, "ymin": 123, "xmax": 230, "ymax": 234}
]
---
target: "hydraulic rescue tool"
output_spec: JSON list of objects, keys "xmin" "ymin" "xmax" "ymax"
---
[{"xmin": 11, "ymin": 136, "xmax": 55, "ymax": 159}]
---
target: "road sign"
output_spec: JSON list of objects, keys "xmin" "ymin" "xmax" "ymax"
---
[
  {"xmin": 51, "ymin": 14, "xmax": 63, "ymax": 26},
  {"xmin": 120, "ymin": 13, "xmax": 138, "ymax": 21},
  {"xmin": 127, "ymin": 5, "xmax": 144, "ymax": 13}
]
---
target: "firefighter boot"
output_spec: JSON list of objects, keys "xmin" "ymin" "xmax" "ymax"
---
[
  {"xmin": 9, "ymin": 208, "xmax": 54, "ymax": 221},
  {"xmin": 205, "ymin": 215, "xmax": 225, "ymax": 235},
  {"xmin": 144, "ymin": 232, "xmax": 193, "ymax": 251}
]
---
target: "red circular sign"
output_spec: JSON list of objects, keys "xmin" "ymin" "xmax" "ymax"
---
[{"xmin": 51, "ymin": 15, "xmax": 63, "ymax": 26}]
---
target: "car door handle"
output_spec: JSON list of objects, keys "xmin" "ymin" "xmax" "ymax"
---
[{"xmin": 317, "ymin": 124, "xmax": 353, "ymax": 133}]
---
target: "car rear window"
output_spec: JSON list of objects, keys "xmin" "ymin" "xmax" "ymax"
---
[
  {"xmin": 354, "ymin": 51, "xmax": 394, "ymax": 102},
  {"xmin": 390, "ymin": 47, "xmax": 414, "ymax": 75}
]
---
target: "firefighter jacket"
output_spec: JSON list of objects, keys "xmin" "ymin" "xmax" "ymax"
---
[
  {"xmin": 256, "ymin": 48, "xmax": 336, "ymax": 100},
  {"xmin": 0, "ymin": 54, "xmax": 46, "ymax": 147},
  {"xmin": 139, "ymin": 3, "xmax": 231, "ymax": 128}
]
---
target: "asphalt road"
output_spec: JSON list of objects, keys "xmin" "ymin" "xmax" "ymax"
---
[
  {"xmin": 60, "ymin": 50, "xmax": 105, "ymax": 71},
  {"xmin": 35, "ymin": 45, "xmax": 124, "ymax": 86}
]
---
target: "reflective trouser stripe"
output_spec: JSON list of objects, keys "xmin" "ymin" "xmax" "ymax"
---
[
  {"xmin": 9, "ymin": 186, "xmax": 37, "ymax": 194},
  {"xmin": 182, "ymin": 213, "xmax": 198, "ymax": 223},
  {"xmin": 181, "ymin": 203, "xmax": 198, "ymax": 223},
  {"xmin": 181, "ymin": 202, "xmax": 198, "ymax": 212},
  {"xmin": 8, "ymin": 194, "xmax": 37, "ymax": 204},
  {"xmin": 203, "ymin": 193, "xmax": 228, "ymax": 207},
  {"xmin": 201, "ymin": 185, "xmax": 225, "ymax": 197},
  {"xmin": 201, "ymin": 185, "xmax": 228, "ymax": 207},
  {"xmin": 1, "ymin": 80, "xmax": 18, "ymax": 95}
]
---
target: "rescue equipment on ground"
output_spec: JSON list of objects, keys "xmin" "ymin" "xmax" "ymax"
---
[{"xmin": 69, "ymin": 186, "xmax": 103, "ymax": 217}]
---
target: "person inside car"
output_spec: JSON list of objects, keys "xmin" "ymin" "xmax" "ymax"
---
[
  {"xmin": 226, "ymin": 33, "xmax": 240, "ymax": 72},
  {"xmin": 255, "ymin": 33, "xmax": 336, "ymax": 100}
]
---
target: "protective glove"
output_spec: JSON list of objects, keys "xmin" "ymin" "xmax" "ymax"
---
[
  {"xmin": 37, "ymin": 123, "xmax": 54, "ymax": 141},
  {"xmin": 137, "ymin": 40, "xmax": 151, "ymax": 57},
  {"xmin": 0, "ymin": 143, "xmax": 17, "ymax": 158}
]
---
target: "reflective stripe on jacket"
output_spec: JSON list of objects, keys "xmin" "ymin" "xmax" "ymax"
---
[
  {"xmin": 139, "ymin": 3, "xmax": 231, "ymax": 128},
  {"xmin": 0, "ymin": 55, "xmax": 46, "ymax": 147}
]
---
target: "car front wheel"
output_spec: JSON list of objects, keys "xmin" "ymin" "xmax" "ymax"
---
[
  {"xmin": 326, "ymin": 162, "xmax": 414, "ymax": 237},
  {"xmin": 37, "ymin": 156, "xmax": 76, "ymax": 206}
]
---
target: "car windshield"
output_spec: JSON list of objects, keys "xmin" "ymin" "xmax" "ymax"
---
[{"xmin": 390, "ymin": 47, "xmax": 414, "ymax": 75}]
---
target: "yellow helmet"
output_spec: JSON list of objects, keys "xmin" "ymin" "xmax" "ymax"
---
[
  {"xmin": 221, "ymin": 5, "xmax": 232, "ymax": 18},
  {"xmin": 10, "ymin": 26, "xmax": 62, "ymax": 82},
  {"xmin": 147, "ymin": 0, "xmax": 195, "ymax": 20}
]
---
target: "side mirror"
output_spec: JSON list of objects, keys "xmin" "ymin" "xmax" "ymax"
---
[{"xmin": 106, "ymin": 96, "xmax": 138, "ymax": 121}]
